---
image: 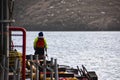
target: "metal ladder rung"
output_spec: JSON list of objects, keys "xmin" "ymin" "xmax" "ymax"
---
[
  {"xmin": 11, "ymin": 34, "xmax": 23, "ymax": 36},
  {"xmin": 14, "ymin": 45, "xmax": 23, "ymax": 47}
]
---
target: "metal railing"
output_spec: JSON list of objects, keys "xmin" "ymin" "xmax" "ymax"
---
[
  {"xmin": 9, "ymin": 27, "xmax": 26, "ymax": 80},
  {"xmin": 27, "ymin": 55, "xmax": 59, "ymax": 80},
  {"xmin": 11, "ymin": 58, "xmax": 21, "ymax": 80}
]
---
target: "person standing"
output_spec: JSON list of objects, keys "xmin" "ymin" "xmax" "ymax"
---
[{"xmin": 33, "ymin": 32, "xmax": 48, "ymax": 59}]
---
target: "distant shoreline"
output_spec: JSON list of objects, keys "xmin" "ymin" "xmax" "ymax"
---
[{"xmin": 14, "ymin": 24, "xmax": 120, "ymax": 31}]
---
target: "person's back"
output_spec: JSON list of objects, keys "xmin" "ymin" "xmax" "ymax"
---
[{"xmin": 33, "ymin": 32, "xmax": 47, "ymax": 59}]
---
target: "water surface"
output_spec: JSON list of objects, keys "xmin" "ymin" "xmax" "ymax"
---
[{"xmin": 13, "ymin": 31, "xmax": 120, "ymax": 80}]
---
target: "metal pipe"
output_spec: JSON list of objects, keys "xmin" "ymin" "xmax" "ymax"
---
[
  {"xmin": 13, "ymin": 58, "xmax": 18, "ymax": 80},
  {"xmin": 43, "ymin": 55, "xmax": 46, "ymax": 80},
  {"xmin": 50, "ymin": 58, "xmax": 54, "ymax": 80},
  {"xmin": 4, "ymin": 26, "xmax": 9, "ymax": 80},
  {"xmin": 35, "ymin": 55, "xmax": 39, "ymax": 80},
  {"xmin": 0, "ymin": 0, "xmax": 4, "ymax": 63},
  {"xmin": 2, "ymin": 55, "xmax": 5, "ymax": 80},
  {"xmin": 54, "ymin": 59, "xmax": 59, "ymax": 80},
  {"xmin": 30, "ymin": 55, "xmax": 33, "ymax": 80},
  {"xmin": 0, "ymin": 0, "xmax": 10, "ymax": 80},
  {"xmin": 17, "ymin": 59, "xmax": 21, "ymax": 80},
  {"xmin": 0, "ymin": 63, "xmax": 4, "ymax": 80},
  {"xmin": 12, "ymin": 58, "xmax": 21, "ymax": 80}
]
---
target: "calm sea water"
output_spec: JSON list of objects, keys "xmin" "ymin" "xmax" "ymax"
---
[{"xmin": 12, "ymin": 31, "xmax": 120, "ymax": 80}]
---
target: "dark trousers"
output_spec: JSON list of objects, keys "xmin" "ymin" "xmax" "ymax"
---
[{"xmin": 35, "ymin": 48, "xmax": 45, "ymax": 59}]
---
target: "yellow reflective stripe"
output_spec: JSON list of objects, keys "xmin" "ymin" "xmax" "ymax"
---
[{"xmin": 44, "ymin": 38, "xmax": 48, "ymax": 48}]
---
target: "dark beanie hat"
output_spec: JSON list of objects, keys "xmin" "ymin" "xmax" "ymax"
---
[{"xmin": 38, "ymin": 32, "xmax": 43, "ymax": 36}]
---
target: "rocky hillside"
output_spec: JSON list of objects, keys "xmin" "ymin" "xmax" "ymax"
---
[{"xmin": 13, "ymin": 0, "xmax": 120, "ymax": 31}]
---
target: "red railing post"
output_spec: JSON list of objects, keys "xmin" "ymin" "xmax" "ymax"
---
[{"xmin": 9, "ymin": 26, "xmax": 26, "ymax": 80}]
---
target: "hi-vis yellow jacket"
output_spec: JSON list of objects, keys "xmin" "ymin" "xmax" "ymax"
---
[{"xmin": 33, "ymin": 37, "xmax": 48, "ymax": 50}]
